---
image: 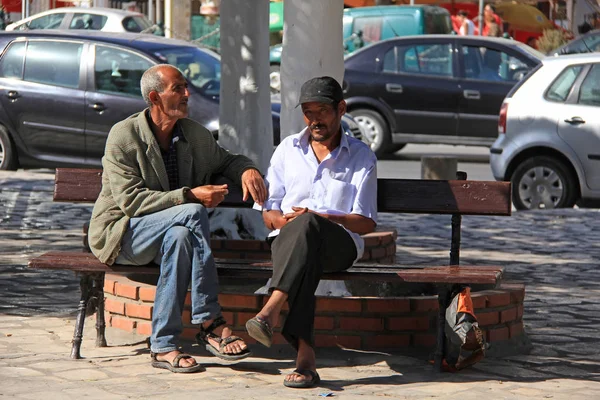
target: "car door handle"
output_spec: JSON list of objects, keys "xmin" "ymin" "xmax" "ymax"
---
[
  {"xmin": 564, "ymin": 117, "xmax": 585, "ymax": 125},
  {"xmin": 463, "ymin": 90, "xmax": 480, "ymax": 100},
  {"xmin": 6, "ymin": 91, "xmax": 20, "ymax": 100},
  {"xmin": 385, "ymin": 83, "xmax": 403, "ymax": 93},
  {"xmin": 90, "ymin": 103, "xmax": 106, "ymax": 112}
]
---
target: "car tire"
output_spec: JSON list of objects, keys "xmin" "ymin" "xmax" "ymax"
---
[
  {"xmin": 269, "ymin": 64, "xmax": 281, "ymax": 93},
  {"xmin": 351, "ymin": 109, "xmax": 391, "ymax": 157},
  {"xmin": 511, "ymin": 156, "xmax": 577, "ymax": 210},
  {"xmin": 0, "ymin": 127, "xmax": 17, "ymax": 171}
]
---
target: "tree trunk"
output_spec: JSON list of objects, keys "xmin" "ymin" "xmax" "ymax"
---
[{"xmin": 279, "ymin": 0, "xmax": 345, "ymax": 139}]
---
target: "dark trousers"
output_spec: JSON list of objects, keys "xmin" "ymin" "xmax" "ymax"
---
[{"xmin": 269, "ymin": 213, "xmax": 357, "ymax": 350}]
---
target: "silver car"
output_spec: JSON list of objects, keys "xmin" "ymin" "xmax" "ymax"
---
[
  {"xmin": 490, "ymin": 53, "xmax": 600, "ymax": 210},
  {"xmin": 6, "ymin": 7, "xmax": 153, "ymax": 33}
]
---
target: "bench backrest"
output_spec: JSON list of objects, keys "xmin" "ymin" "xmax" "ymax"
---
[{"xmin": 54, "ymin": 168, "xmax": 511, "ymax": 216}]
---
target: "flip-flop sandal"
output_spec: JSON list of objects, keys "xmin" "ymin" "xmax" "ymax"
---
[
  {"xmin": 196, "ymin": 316, "xmax": 252, "ymax": 361},
  {"xmin": 245, "ymin": 316, "xmax": 273, "ymax": 348},
  {"xmin": 150, "ymin": 352, "xmax": 204, "ymax": 373},
  {"xmin": 283, "ymin": 368, "xmax": 321, "ymax": 388}
]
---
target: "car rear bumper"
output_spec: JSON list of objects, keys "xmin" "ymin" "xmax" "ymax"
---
[{"xmin": 489, "ymin": 135, "xmax": 515, "ymax": 181}]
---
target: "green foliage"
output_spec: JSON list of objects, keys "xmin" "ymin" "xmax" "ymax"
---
[{"xmin": 536, "ymin": 28, "xmax": 571, "ymax": 54}]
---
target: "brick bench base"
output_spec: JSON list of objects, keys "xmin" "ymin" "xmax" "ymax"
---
[{"xmin": 103, "ymin": 273, "xmax": 526, "ymax": 352}]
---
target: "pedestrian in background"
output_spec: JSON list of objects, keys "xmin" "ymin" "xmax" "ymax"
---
[
  {"xmin": 483, "ymin": 4, "xmax": 503, "ymax": 37},
  {"xmin": 457, "ymin": 10, "xmax": 475, "ymax": 36}
]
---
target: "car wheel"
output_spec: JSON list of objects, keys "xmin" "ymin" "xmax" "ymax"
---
[
  {"xmin": 351, "ymin": 109, "xmax": 391, "ymax": 157},
  {"xmin": 511, "ymin": 156, "xmax": 577, "ymax": 210},
  {"xmin": 269, "ymin": 64, "xmax": 281, "ymax": 93},
  {"xmin": 0, "ymin": 127, "xmax": 17, "ymax": 171}
]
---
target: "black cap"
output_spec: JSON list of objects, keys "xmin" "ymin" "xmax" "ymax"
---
[{"xmin": 297, "ymin": 76, "xmax": 344, "ymax": 107}]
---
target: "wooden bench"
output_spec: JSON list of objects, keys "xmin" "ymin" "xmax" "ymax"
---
[{"xmin": 28, "ymin": 168, "xmax": 511, "ymax": 371}]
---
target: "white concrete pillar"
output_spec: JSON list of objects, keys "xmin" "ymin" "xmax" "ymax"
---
[
  {"xmin": 164, "ymin": 0, "xmax": 172, "ymax": 38},
  {"xmin": 218, "ymin": 0, "xmax": 273, "ymax": 173},
  {"xmin": 279, "ymin": 0, "xmax": 344, "ymax": 139}
]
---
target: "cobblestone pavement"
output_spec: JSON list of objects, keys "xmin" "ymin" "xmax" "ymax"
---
[{"xmin": 1, "ymin": 170, "xmax": 599, "ymax": 399}]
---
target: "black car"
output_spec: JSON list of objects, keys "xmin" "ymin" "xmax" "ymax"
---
[
  {"xmin": 343, "ymin": 35, "xmax": 544, "ymax": 156},
  {"xmin": 0, "ymin": 30, "xmax": 286, "ymax": 171},
  {"xmin": 552, "ymin": 29, "xmax": 600, "ymax": 56}
]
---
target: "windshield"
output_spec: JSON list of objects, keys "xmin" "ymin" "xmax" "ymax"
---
[
  {"xmin": 582, "ymin": 33, "xmax": 600, "ymax": 52},
  {"xmin": 153, "ymin": 46, "xmax": 221, "ymax": 97},
  {"xmin": 122, "ymin": 16, "xmax": 153, "ymax": 32}
]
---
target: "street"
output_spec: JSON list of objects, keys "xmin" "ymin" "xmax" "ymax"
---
[{"xmin": 378, "ymin": 144, "xmax": 492, "ymax": 181}]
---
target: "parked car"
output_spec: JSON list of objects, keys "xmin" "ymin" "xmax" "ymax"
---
[
  {"xmin": 490, "ymin": 53, "xmax": 600, "ymax": 210},
  {"xmin": 5, "ymin": 7, "xmax": 153, "ymax": 33},
  {"xmin": 342, "ymin": 35, "xmax": 544, "ymax": 156},
  {"xmin": 268, "ymin": 5, "xmax": 452, "ymax": 92},
  {"xmin": 0, "ymin": 30, "xmax": 282, "ymax": 170},
  {"xmin": 552, "ymin": 29, "xmax": 600, "ymax": 56}
]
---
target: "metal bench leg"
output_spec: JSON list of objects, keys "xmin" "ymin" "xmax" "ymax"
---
[
  {"xmin": 93, "ymin": 273, "xmax": 107, "ymax": 348},
  {"xmin": 71, "ymin": 273, "xmax": 92, "ymax": 359},
  {"xmin": 433, "ymin": 285, "xmax": 451, "ymax": 373}
]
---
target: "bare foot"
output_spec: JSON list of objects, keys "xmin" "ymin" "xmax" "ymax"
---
[{"xmin": 155, "ymin": 350, "xmax": 197, "ymax": 368}]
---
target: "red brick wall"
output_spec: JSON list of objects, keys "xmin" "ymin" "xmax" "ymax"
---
[
  {"xmin": 211, "ymin": 231, "xmax": 397, "ymax": 263},
  {"xmin": 104, "ymin": 272, "xmax": 525, "ymax": 350}
]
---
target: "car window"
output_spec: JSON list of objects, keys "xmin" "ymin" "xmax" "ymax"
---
[
  {"xmin": 578, "ymin": 64, "xmax": 600, "ymax": 106},
  {"xmin": 70, "ymin": 13, "xmax": 108, "ymax": 30},
  {"xmin": 545, "ymin": 65, "xmax": 583, "ymax": 102},
  {"xmin": 24, "ymin": 40, "xmax": 83, "ymax": 88},
  {"xmin": 383, "ymin": 47, "xmax": 396, "ymax": 73},
  {"xmin": 95, "ymin": 45, "xmax": 153, "ymax": 97},
  {"xmin": 122, "ymin": 16, "xmax": 152, "ymax": 33},
  {"xmin": 394, "ymin": 44, "xmax": 453, "ymax": 76},
  {"xmin": 153, "ymin": 47, "xmax": 221, "ymax": 96},
  {"xmin": 26, "ymin": 13, "xmax": 66, "ymax": 30},
  {"xmin": 580, "ymin": 33, "xmax": 600, "ymax": 53},
  {"xmin": 0, "ymin": 41, "xmax": 25, "ymax": 79},
  {"xmin": 462, "ymin": 46, "xmax": 531, "ymax": 82},
  {"xmin": 353, "ymin": 17, "xmax": 383, "ymax": 46}
]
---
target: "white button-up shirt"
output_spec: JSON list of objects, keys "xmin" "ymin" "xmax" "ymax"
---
[{"xmin": 254, "ymin": 127, "xmax": 378, "ymax": 262}]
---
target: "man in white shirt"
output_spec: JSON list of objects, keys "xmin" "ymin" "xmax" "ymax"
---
[{"xmin": 246, "ymin": 76, "xmax": 378, "ymax": 388}]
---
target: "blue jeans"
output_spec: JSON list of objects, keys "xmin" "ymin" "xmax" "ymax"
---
[{"xmin": 115, "ymin": 203, "xmax": 221, "ymax": 353}]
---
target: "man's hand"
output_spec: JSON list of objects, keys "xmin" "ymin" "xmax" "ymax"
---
[
  {"xmin": 241, "ymin": 169, "xmax": 267, "ymax": 205},
  {"xmin": 187, "ymin": 184, "xmax": 229, "ymax": 208},
  {"xmin": 283, "ymin": 206, "xmax": 313, "ymax": 222}
]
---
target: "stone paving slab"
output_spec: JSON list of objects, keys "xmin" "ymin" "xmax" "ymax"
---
[{"xmin": 1, "ymin": 170, "xmax": 600, "ymax": 399}]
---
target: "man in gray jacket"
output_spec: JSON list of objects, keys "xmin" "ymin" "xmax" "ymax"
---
[{"xmin": 89, "ymin": 64, "xmax": 267, "ymax": 373}]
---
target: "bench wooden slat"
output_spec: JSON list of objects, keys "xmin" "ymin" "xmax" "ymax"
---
[
  {"xmin": 53, "ymin": 168, "xmax": 253, "ymax": 207},
  {"xmin": 28, "ymin": 251, "xmax": 502, "ymax": 286},
  {"xmin": 54, "ymin": 169, "xmax": 512, "ymax": 216},
  {"xmin": 54, "ymin": 168, "xmax": 103, "ymax": 203},
  {"xmin": 377, "ymin": 178, "xmax": 511, "ymax": 216}
]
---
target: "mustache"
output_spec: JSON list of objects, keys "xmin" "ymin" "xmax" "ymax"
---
[{"xmin": 310, "ymin": 124, "xmax": 326, "ymax": 130}]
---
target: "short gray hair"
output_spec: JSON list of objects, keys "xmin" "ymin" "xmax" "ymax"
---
[{"xmin": 140, "ymin": 64, "xmax": 184, "ymax": 106}]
